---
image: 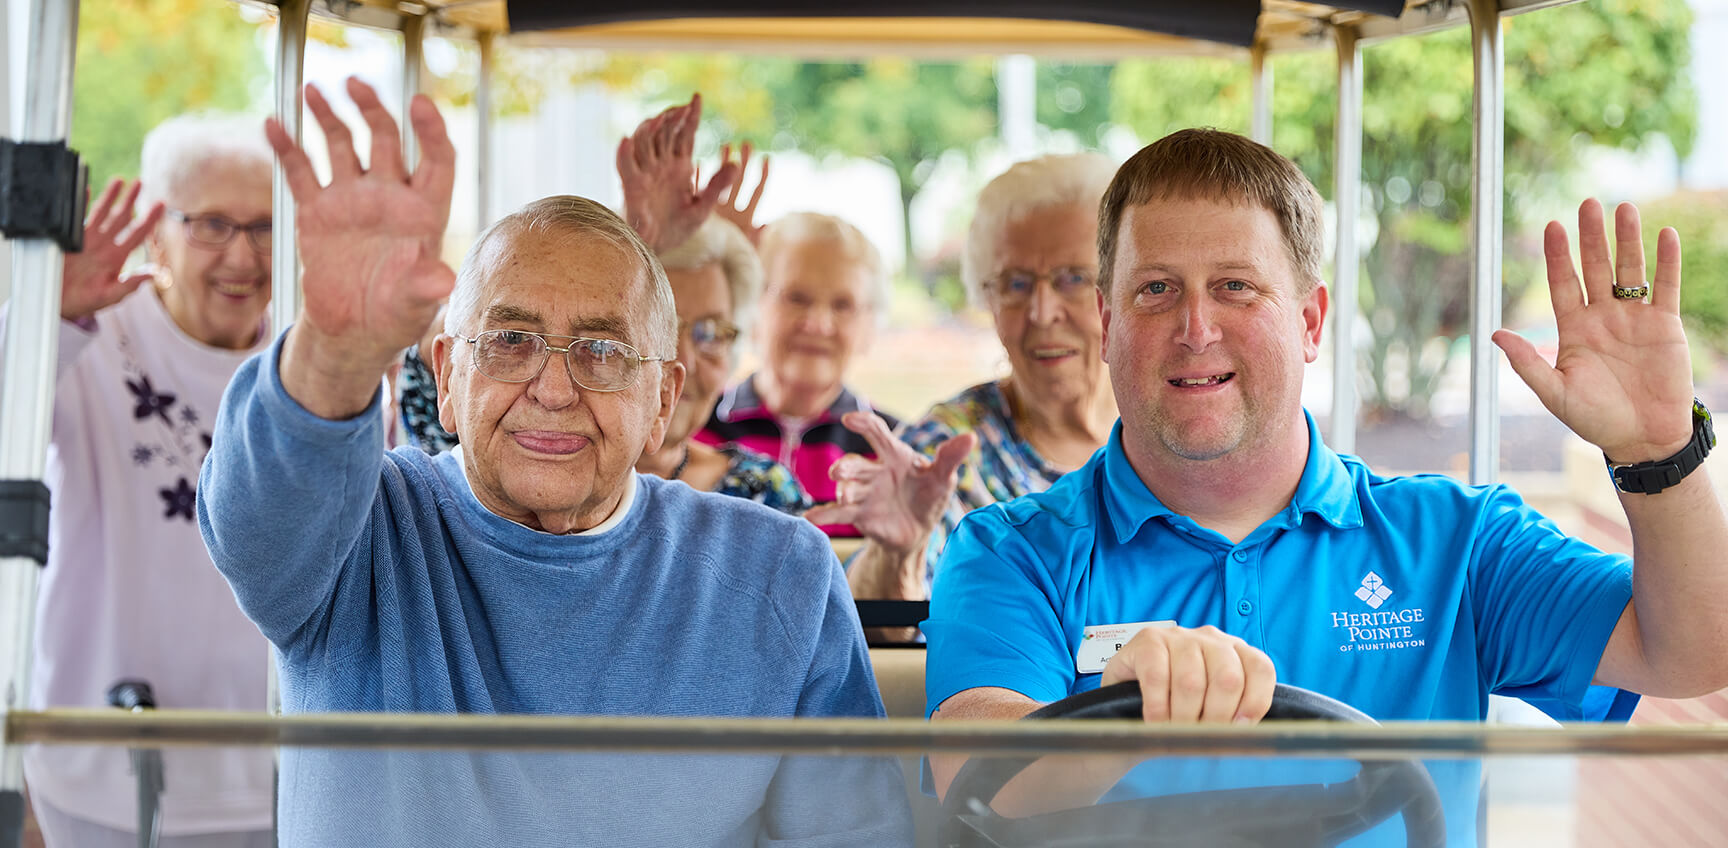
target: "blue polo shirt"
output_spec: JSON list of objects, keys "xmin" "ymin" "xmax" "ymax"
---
[{"xmin": 925, "ymin": 413, "xmax": 1635, "ymax": 844}]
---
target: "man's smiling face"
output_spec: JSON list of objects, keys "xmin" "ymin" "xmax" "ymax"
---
[{"xmin": 1103, "ymin": 196, "xmax": 1326, "ymax": 464}]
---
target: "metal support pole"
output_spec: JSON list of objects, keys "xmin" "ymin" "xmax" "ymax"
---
[
  {"xmin": 0, "ymin": 0, "xmax": 11, "ymax": 308},
  {"xmin": 1330, "ymin": 25, "xmax": 1362, "ymax": 455},
  {"xmin": 267, "ymin": 0, "xmax": 310, "ymax": 730},
  {"xmin": 401, "ymin": 13, "xmax": 425, "ymax": 171},
  {"xmin": 996, "ymin": 54, "xmax": 1036, "ymax": 161},
  {"xmin": 1250, "ymin": 42, "xmax": 1273, "ymax": 146},
  {"xmin": 269, "ymin": 0, "xmax": 310, "ymax": 347},
  {"xmin": 476, "ymin": 31, "xmax": 495, "ymax": 229},
  {"xmin": 0, "ymin": 0, "xmax": 79, "ymax": 841},
  {"xmin": 1466, "ymin": 0, "xmax": 1505, "ymax": 485}
]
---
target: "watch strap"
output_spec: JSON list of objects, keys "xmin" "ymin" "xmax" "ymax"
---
[{"xmin": 1607, "ymin": 399, "xmax": 1715, "ymax": 495}]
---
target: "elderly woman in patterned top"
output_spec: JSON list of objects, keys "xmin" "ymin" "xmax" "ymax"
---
[{"xmin": 807, "ymin": 154, "xmax": 1120, "ymax": 602}]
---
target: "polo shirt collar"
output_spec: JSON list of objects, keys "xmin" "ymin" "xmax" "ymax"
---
[
  {"xmin": 713, "ymin": 372, "xmax": 872, "ymax": 424},
  {"xmin": 1102, "ymin": 410, "xmax": 1363, "ymax": 545}
]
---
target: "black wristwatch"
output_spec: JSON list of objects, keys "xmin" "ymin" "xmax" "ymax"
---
[{"xmin": 1606, "ymin": 399, "xmax": 1716, "ymax": 495}]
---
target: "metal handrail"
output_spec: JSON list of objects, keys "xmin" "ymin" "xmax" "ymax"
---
[{"xmin": 12, "ymin": 708, "xmax": 1728, "ymax": 759}]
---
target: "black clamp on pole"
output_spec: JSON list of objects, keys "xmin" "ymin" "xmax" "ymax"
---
[
  {"xmin": 0, "ymin": 480, "xmax": 51, "ymax": 565},
  {"xmin": 0, "ymin": 137, "xmax": 88, "ymax": 252}
]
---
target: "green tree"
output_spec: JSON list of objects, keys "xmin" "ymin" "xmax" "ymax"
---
[
  {"xmin": 72, "ymin": 0, "xmax": 266, "ymax": 190},
  {"xmin": 1036, "ymin": 61, "xmax": 1114, "ymax": 147},
  {"xmin": 1638, "ymin": 191, "xmax": 1728, "ymax": 356},
  {"xmin": 1111, "ymin": 0, "xmax": 1697, "ymax": 420}
]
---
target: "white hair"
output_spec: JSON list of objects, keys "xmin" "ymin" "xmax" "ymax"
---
[
  {"xmin": 137, "ymin": 113, "xmax": 272, "ymax": 210},
  {"xmin": 658, "ymin": 216, "xmax": 764, "ymax": 343},
  {"xmin": 446, "ymin": 196, "xmax": 677, "ymax": 359},
  {"xmin": 758, "ymin": 212, "xmax": 890, "ymax": 317},
  {"xmin": 961, "ymin": 153, "xmax": 1117, "ymax": 308}
]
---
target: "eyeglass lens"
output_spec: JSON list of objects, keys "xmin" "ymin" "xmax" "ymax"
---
[
  {"xmin": 472, "ymin": 330, "xmax": 639, "ymax": 391},
  {"xmin": 183, "ymin": 214, "xmax": 273, "ymax": 251}
]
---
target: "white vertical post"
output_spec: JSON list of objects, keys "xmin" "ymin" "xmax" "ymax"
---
[
  {"xmin": 401, "ymin": 12, "xmax": 425, "ymax": 169},
  {"xmin": 0, "ymin": 0, "xmax": 11, "ymax": 308},
  {"xmin": 1250, "ymin": 42, "xmax": 1273, "ymax": 146},
  {"xmin": 1330, "ymin": 25, "xmax": 1363, "ymax": 455},
  {"xmin": 0, "ymin": 0, "xmax": 78, "ymax": 836},
  {"xmin": 1466, "ymin": 0, "xmax": 1505, "ymax": 485},
  {"xmin": 265, "ymin": 0, "xmax": 310, "ymax": 728},
  {"xmin": 996, "ymin": 54, "xmax": 1036, "ymax": 161},
  {"xmin": 269, "ymin": 0, "xmax": 310, "ymax": 347},
  {"xmin": 476, "ymin": 31, "xmax": 495, "ymax": 229}
]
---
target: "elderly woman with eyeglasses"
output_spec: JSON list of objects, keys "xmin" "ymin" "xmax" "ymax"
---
[
  {"xmin": 8, "ymin": 114, "xmax": 277, "ymax": 846},
  {"xmin": 633, "ymin": 217, "xmax": 810, "ymax": 511},
  {"xmin": 807, "ymin": 154, "xmax": 1120, "ymax": 603}
]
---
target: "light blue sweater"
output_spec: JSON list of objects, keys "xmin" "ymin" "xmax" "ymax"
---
[{"xmin": 199, "ymin": 336, "xmax": 911, "ymax": 847}]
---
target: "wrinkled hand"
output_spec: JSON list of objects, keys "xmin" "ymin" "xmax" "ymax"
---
[
  {"xmin": 60, "ymin": 178, "xmax": 164, "ymax": 322},
  {"xmin": 616, "ymin": 94, "xmax": 738, "ymax": 253},
  {"xmin": 804, "ymin": 411, "xmax": 976, "ymax": 552},
  {"xmin": 715, "ymin": 141, "xmax": 769, "ymax": 246},
  {"xmin": 1493, "ymin": 199, "xmax": 1693, "ymax": 465},
  {"xmin": 264, "ymin": 78, "xmax": 456, "ymax": 364},
  {"xmin": 1100, "ymin": 625, "xmax": 1276, "ymax": 724}
]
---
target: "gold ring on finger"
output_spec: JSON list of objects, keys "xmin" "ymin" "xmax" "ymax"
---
[{"xmin": 1612, "ymin": 283, "xmax": 1650, "ymax": 301}]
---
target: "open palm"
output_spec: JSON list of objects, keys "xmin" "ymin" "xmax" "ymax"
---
[
  {"xmin": 60, "ymin": 178, "xmax": 163, "ymax": 321},
  {"xmin": 805, "ymin": 411, "xmax": 976, "ymax": 552},
  {"xmin": 265, "ymin": 79, "xmax": 456, "ymax": 361},
  {"xmin": 1494, "ymin": 199, "xmax": 1692, "ymax": 464}
]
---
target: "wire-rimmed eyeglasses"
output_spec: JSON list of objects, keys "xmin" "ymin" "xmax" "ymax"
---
[{"xmin": 461, "ymin": 329, "xmax": 672, "ymax": 392}]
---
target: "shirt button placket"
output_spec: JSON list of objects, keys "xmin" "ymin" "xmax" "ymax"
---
[{"xmin": 1228, "ymin": 547, "xmax": 1264, "ymax": 649}]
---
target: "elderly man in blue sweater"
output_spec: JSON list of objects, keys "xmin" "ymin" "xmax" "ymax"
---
[{"xmin": 197, "ymin": 78, "xmax": 910, "ymax": 846}]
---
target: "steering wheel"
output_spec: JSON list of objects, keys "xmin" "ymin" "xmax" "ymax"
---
[{"xmin": 939, "ymin": 682, "xmax": 1446, "ymax": 848}]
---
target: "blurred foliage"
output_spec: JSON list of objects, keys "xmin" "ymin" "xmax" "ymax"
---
[
  {"xmin": 1036, "ymin": 62, "xmax": 1114, "ymax": 147},
  {"xmin": 1110, "ymin": 0, "xmax": 1696, "ymax": 420},
  {"xmin": 71, "ymin": 0, "xmax": 267, "ymax": 190},
  {"xmin": 554, "ymin": 54, "xmax": 999, "ymax": 274},
  {"xmin": 1639, "ymin": 191, "xmax": 1728, "ymax": 355}
]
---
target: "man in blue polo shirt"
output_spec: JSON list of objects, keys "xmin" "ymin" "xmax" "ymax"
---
[{"xmin": 924, "ymin": 128, "xmax": 1728, "ymax": 841}]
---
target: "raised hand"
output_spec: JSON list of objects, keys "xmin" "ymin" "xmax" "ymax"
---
[
  {"xmin": 1493, "ymin": 199, "xmax": 1693, "ymax": 465},
  {"xmin": 265, "ymin": 77, "xmax": 457, "ymax": 418},
  {"xmin": 616, "ymin": 94, "xmax": 738, "ymax": 253},
  {"xmin": 61, "ymin": 177, "xmax": 164, "ymax": 322},
  {"xmin": 715, "ymin": 141, "xmax": 769, "ymax": 246},
  {"xmin": 266, "ymin": 79, "xmax": 455, "ymax": 364},
  {"xmin": 804, "ymin": 411, "xmax": 977, "ymax": 554}
]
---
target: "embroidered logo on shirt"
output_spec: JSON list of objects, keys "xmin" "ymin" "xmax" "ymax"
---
[
  {"xmin": 1330, "ymin": 572, "xmax": 1427, "ymax": 654},
  {"xmin": 1354, "ymin": 572, "xmax": 1393, "ymax": 609}
]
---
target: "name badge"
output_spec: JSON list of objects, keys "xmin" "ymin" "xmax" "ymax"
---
[{"xmin": 1076, "ymin": 620, "xmax": 1176, "ymax": 674}]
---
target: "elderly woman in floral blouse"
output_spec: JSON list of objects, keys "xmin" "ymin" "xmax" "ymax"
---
[{"xmin": 807, "ymin": 153, "xmax": 1120, "ymax": 600}]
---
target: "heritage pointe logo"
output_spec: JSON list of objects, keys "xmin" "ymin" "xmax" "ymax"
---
[
  {"xmin": 1354, "ymin": 572, "xmax": 1392, "ymax": 609},
  {"xmin": 1330, "ymin": 571, "xmax": 1426, "ymax": 653}
]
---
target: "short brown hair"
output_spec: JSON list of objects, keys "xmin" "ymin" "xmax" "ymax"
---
[{"xmin": 1097, "ymin": 128, "xmax": 1324, "ymax": 296}]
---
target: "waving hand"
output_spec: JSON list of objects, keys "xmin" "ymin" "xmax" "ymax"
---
[
  {"xmin": 265, "ymin": 78, "xmax": 457, "ymax": 418},
  {"xmin": 617, "ymin": 94, "xmax": 738, "ymax": 253},
  {"xmin": 1493, "ymin": 199, "xmax": 1692, "ymax": 465}
]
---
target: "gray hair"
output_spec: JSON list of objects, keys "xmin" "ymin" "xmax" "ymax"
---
[
  {"xmin": 446, "ymin": 196, "xmax": 677, "ymax": 359},
  {"xmin": 137, "ymin": 113, "xmax": 272, "ymax": 210},
  {"xmin": 962, "ymin": 153, "xmax": 1117, "ymax": 309},
  {"xmin": 758, "ymin": 212, "xmax": 889, "ymax": 317},
  {"xmin": 657, "ymin": 216, "xmax": 763, "ymax": 343}
]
